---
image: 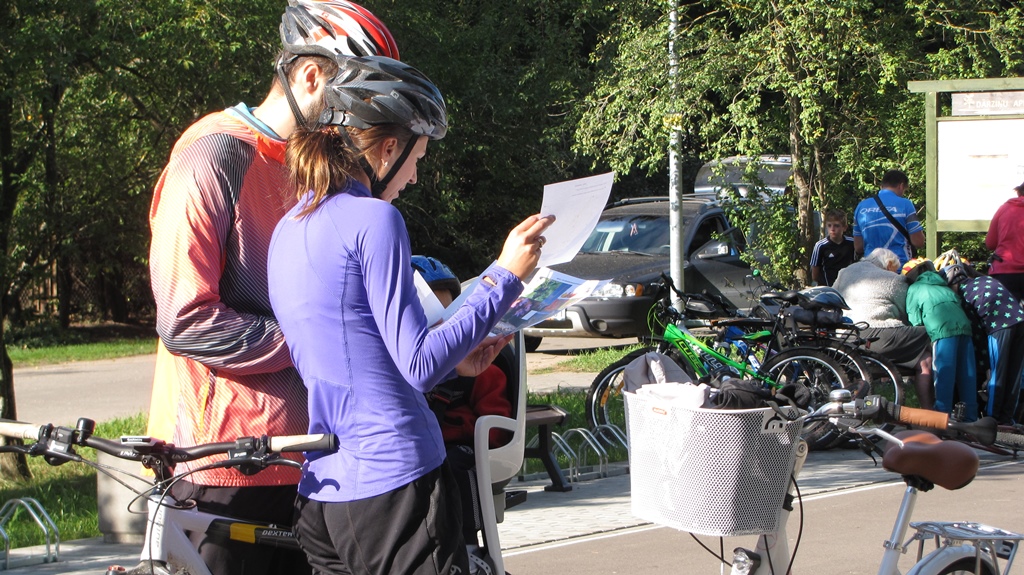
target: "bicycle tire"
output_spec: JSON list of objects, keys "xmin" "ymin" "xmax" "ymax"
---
[
  {"xmin": 757, "ymin": 347, "xmax": 850, "ymax": 450},
  {"xmin": 933, "ymin": 557, "xmax": 997, "ymax": 575},
  {"xmin": 586, "ymin": 347, "xmax": 657, "ymax": 431},
  {"xmin": 995, "ymin": 429, "xmax": 1024, "ymax": 450},
  {"xmin": 820, "ymin": 348, "xmax": 910, "ymax": 449},
  {"xmin": 806, "ymin": 343, "xmax": 875, "ymax": 450},
  {"xmin": 857, "ymin": 348, "xmax": 905, "ymax": 411}
]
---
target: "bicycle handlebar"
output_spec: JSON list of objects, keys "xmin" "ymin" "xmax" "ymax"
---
[
  {"xmin": 809, "ymin": 396, "xmax": 997, "ymax": 446},
  {"xmin": 269, "ymin": 434, "xmax": 338, "ymax": 453},
  {"xmin": 0, "ymin": 420, "xmax": 40, "ymax": 441},
  {"xmin": 0, "ymin": 417, "xmax": 337, "ymax": 468}
]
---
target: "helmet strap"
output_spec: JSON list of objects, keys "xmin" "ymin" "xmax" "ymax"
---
[
  {"xmin": 365, "ymin": 136, "xmax": 417, "ymax": 198},
  {"xmin": 276, "ymin": 55, "xmax": 309, "ymax": 131}
]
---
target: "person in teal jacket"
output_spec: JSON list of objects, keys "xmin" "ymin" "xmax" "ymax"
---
[{"xmin": 903, "ymin": 258, "xmax": 978, "ymax": 420}]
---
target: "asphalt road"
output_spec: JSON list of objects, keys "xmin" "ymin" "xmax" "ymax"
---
[
  {"xmin": 504, "ymin": 462, "xmax": 1024, "ymax": 575},
  {"xmin": 8, "ymin": 336, "xmax": 1024, "ymax": 575},
  {"xmin": 10, "ymin": 336, "xmax": 631, "ymax": 426}
]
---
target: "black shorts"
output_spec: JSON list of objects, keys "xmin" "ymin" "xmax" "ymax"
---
[
  {"xmin": 169, "ymin": 481, "xmax": 311, "ymax": 575},
  {"xmin": 861, "ymin": 325, "xmax": 930, "ymax": 372},
  {"xmin": 294, "ymin": 463, "xmax": 469, "ymax": 575}
]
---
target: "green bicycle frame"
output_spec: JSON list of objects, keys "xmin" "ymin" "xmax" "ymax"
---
[{"xmin": 662, "ymin": 323, "xmax": 779, "ymax": 388}]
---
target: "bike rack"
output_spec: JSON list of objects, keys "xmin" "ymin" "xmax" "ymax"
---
[
  {"xmin": 560, "ymin": 428, "xmax": 608, "ymax": 477},
  {"xmin": 0, "ymin": 497, "xmax": 60, "ymax": 570},
  {"xmin": 549, "ymin": 431, "xmax": 580, "ymax": 483},
  {"xmin": 521, "ymin": 433, "xmax": 579, "ymax": 484},
  {"xmin": 593, "ymin": 423, "xmax": 629, "ymax": 450}
]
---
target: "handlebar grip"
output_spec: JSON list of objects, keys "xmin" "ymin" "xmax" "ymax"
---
[
  {"xmin": 268, "ymin": 434, "xmax": 337, "ymax": 453},
  {"xmin": 892, "ymin": 405, "xmax": 950, "ymax": 429},
  {"xmin": 0, "ymin": 420, "xmax": 41, "ymax": 440}
]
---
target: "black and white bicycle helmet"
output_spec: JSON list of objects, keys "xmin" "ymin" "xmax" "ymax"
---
[
  {"xmin": 799, "ymin": 286, "xmax": 850, "ymax": 310},
  {"xmin": 320, "ymin": 56, "xmax": 447, "ymax": 140},
  {"xmin": 280, "ymin": 0, "xmax": 399, "ymax": 60},
  {"xmin": 320, "ymin": 56, "xmax": 447, "ymax": 196},
  {"xmin": 941, "ymin": 263, "xmax": 972, "ymax": 289}
]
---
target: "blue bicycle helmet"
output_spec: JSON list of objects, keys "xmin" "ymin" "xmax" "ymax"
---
[{"xmin": 411, "ymin": 255, "xmax": 461, "ymax": 298}]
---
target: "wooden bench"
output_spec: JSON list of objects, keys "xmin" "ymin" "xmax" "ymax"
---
[{"xmin": 524, "ymin": 404, "xmax": 572, "ymax": 492}]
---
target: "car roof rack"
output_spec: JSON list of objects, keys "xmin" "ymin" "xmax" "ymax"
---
[{"xmin": 605, "ymin": 192, "xmax": 718, "ymax": 210}]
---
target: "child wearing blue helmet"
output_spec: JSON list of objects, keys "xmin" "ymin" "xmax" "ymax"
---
[{"xmin": 412, "ymin": 255, "xmax": 514, "ymax": 571}]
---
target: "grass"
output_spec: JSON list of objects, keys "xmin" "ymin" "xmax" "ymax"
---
[
  {"xmin": 5, "ymin": 320, "xmax": 157, "ymax": 368},
  {"xmin": 0, "ymin": 413, "xmax": 148, "ymax": 548},
  {"xmin": 532, "ymin": 343, "xmax": 648, "ymax": 374},
  {"xmin": 9, "ymin": 339, "xmax": 158, "ymax": 367}
]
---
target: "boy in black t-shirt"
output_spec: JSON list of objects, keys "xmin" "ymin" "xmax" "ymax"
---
[{"xmin": 810, "ymin": 209, "xmax": 856, "ymax": 286}]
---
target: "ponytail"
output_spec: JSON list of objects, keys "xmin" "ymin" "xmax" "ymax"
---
[{"xmin": 287, "ymin": 123, "xmax": 414, "ymax": 218}]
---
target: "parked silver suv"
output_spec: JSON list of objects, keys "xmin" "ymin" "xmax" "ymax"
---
[{"xmin": 522, "ymin": 196, "xmax": 761, "ymax": 350}]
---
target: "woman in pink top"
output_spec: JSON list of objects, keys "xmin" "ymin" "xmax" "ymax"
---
[{"xmin": 986, "ymin": 181, "xmax": 1024, "ymax": 300}]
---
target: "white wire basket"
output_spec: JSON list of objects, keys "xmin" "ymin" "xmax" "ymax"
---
[{"xmin": 625, "ymin": 390, "xmax": 801, "ymax": 537}]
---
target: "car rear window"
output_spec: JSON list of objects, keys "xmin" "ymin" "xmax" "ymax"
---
[{"xmin": 580, "ymin": 214, "xmax": 672, "ymax": 255}]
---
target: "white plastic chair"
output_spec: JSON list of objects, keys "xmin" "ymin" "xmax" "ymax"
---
[{"xmin": 473, "ymin": 331, "xmax": 527, "ymax": 575}]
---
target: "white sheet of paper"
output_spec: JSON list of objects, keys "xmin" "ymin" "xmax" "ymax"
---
[
  {"xmin": 414, "ymin": 271, "xmax": 445, "ymax": 327},
  {"xmin": 538, "ymin": 172, "xmax": 615, "ymax": 267}
]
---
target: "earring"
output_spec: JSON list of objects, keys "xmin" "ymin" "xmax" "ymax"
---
[{"xmin": 383, "ymin": 161, "xmax": 389, "ymax": 168}]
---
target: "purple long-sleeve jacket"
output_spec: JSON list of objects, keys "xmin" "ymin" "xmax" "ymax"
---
[{"xmin": 267, "ymin": 180, "xmax": 522, "ymax": 502}]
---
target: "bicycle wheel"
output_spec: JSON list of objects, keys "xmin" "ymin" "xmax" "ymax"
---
[
  {"xmin": 824, "ymin": 347, "xmax": 908, "ymax": 448},
  {"xmin": 586, "ymin": 347, "xmax": 656, "ymax": 431},
  {"xmin": 814, "ymin": 342, "xmax": 872, "ymax": 388},
  {"xmin": 933, "ymin": 557, "xmax": 996, "ymax": 575},
  {"xmin": 758, "ymin": 347, "xmax": 850, "ymax": 450},
  {"xmin": 857, "ymin": 348, "xmax": 905, "ymax": 409}
]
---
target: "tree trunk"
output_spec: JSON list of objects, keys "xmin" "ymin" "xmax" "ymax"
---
[
  {"xmin": 788, "ymin": 98, "xmax": 815, "ymax": 287},
  {"xmin": 0, "ymin": 71, "xmax": 35, "ymax": 480}
]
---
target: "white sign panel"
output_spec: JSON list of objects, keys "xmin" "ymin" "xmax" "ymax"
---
[
  {"xmin": 951, "ymin": 92, "xmax": 1024, "ymax": 116},
  {"xmin": 937, "ymin": 118, "xmax": 1024, "ymax": 222}
]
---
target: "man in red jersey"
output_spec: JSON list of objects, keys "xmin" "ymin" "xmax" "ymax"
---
[{"xmin": 146, "ymin": 3, "xmax": 399, "ymax": 573}]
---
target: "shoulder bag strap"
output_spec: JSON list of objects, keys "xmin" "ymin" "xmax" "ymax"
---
[{"xmin": 872, "ymin": 194, "xmax": 917, "ymax": 256}]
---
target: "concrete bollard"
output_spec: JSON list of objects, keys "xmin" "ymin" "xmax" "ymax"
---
[{"xmin": 96, "ymin": 451, "xmax": 151, "ymax": 544}]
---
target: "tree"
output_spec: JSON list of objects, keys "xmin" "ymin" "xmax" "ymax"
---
[
  {"xmin": 0, "ymin": 0, "xmax": 280, "ymax": 478},
  {"xmin": 375, "ymin": 0, "xmax": 611, "ymax": 278},
  {"xmin": 574, "ymin": 0, "xmax": 1024, "ymax": 285}
]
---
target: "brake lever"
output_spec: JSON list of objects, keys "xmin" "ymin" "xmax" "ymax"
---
[{"xmin": 858, "ymin": 435, "xmax": 881, "ymax": 465}]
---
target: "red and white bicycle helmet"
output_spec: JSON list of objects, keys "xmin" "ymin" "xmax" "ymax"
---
[{"xmin": 280, "ymin": 0, "xmax": 400, "ymax": 60}]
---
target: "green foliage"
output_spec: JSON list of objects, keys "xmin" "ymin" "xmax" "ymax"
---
[
  {"xmin": 720, "ymin": 190, "xmax": 803, "ymax": 287},
  {"xmin": 2, "ymin": 0, "xmax": 282, "ymax": 326},
  {"xmin": 940, "ymin": 231, "xmax": 991, "ymax": 272},
  {"xmin": 4, "ymin": 321, "xmax": 155, "ymax": 365},
  {"xmin": 374, "ymin": 0, "xmax": 615, "ymax": 278},
  {"xmin": 0, "ymin": 414, "xmax": 147, "ymax": 548},
  {"xmin": 575, "ymin": 0, "xmax": 1024, "ymax": 285}
]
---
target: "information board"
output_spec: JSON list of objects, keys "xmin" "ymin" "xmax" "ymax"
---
[{"xmin": 936, "ymin": 118, "xmax": 1024, "ymax": 222}]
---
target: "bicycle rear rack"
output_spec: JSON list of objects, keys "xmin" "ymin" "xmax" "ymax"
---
[
  {"xmin": 0, "ymin": 497, "xmax": 60, "ymax": 570},
  {"xmin": 908, "ymin": 521, "xmax": 1024, "ymax": 575}
]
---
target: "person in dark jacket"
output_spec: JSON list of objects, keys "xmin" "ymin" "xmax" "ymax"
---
[{"xmin": 943, "ymin": 266, "xmax": 1024, "ymax": 425}]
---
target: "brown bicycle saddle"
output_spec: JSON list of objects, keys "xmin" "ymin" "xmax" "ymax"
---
[{"xmin": 882, "ymin": 429, "xmax": 979, "ymax": 490}]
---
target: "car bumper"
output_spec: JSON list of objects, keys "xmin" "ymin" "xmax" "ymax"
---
[{"xmin": 523, "ymin": 296, "xmax": 656, "ymax": 339}]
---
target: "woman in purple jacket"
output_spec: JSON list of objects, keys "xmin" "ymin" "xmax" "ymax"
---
[{"xmin": 267, "ymin": 56, "xmax": 551, "ymax": 575}]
